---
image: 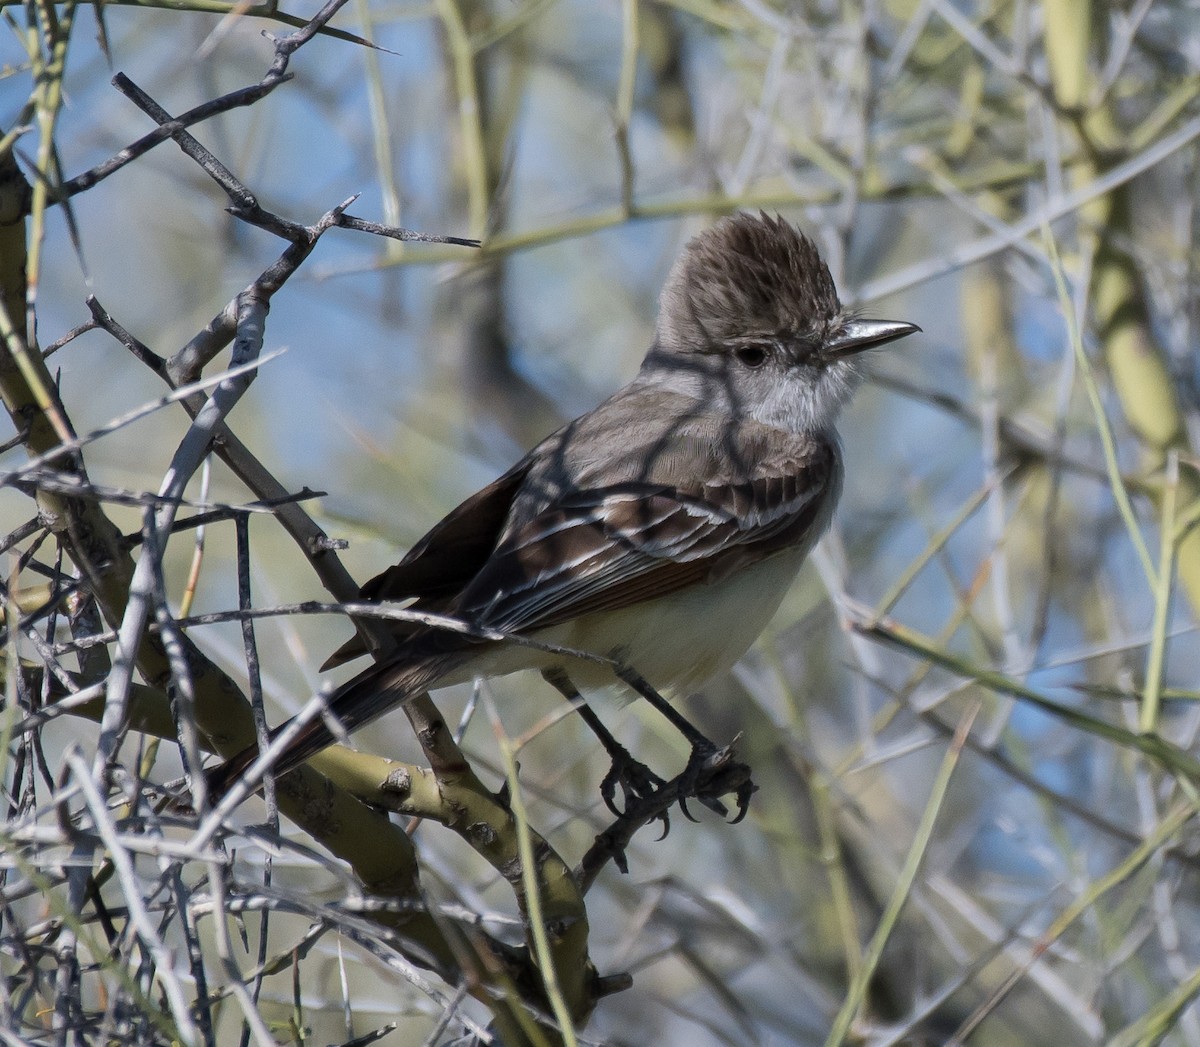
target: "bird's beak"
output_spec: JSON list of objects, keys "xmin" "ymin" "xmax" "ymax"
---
[{"xmin": 825, "ymin": 319, "xmax": 921, "ymax": 357}]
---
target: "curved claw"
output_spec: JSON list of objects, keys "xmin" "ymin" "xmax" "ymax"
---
[
  {"xmin": 598, "ymin": 770, "xmax": 623, "ymax": 818},
  {"xmin": 727, "ymin": 779, "xmax": 757, "ymax": 824}
]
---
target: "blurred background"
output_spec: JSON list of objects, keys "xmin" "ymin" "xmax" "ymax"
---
[{"xmin": 5, "ymin": 1, "xmax": 1200, "ymax": 1044}]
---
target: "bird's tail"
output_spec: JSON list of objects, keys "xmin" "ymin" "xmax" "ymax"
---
[{"xmin": 205, "ymin": 645, "xmax": 465, "ymax": 799}]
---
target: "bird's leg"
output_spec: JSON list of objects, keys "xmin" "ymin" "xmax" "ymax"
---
[
  {"xmin": 540, "ymin": 668, "xmax": 666, "ymax": 820},
  {"xmin": 612, "ymin": 663, "xmax": 715, "ymax": 748},
  {"xmin": 612, "ymin": 663, "xmax": 755, "ymax": 822}
]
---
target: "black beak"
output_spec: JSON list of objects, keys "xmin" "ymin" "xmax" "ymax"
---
[{"xmin": 825, "ymin": 319, "xmax": 921, "ymax": 357}]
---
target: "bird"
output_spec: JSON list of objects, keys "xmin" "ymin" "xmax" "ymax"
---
[{"xmin": 207, "ymin": 212, "xmax": 919, "ymax": 814}]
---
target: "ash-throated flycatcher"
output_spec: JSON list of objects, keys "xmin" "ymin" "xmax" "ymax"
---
[{"xmin": 209, "ymin": 212, "xmax": 918, "ymax": 798}]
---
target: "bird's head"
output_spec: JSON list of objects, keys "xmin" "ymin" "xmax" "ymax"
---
[{"xmin": 649, "ymin": 212, "xmax": 919, "ymax": 433}]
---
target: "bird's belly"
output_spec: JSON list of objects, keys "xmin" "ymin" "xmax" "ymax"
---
[{"xmin": 528, "ymin": 545, "xmax": 809, "ymax": 693}]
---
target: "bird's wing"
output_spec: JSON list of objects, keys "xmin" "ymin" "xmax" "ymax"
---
[{"xmin": 452, "ymin": 439, "xmax": 838, "ymax": 633}]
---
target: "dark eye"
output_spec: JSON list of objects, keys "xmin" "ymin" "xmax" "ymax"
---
[{"xmin": 735, "ymin": 345, "xmax": 768, "ymax": 368}]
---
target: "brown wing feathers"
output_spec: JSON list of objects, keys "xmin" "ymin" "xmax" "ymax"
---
[
  {"xmin": 327, "ymin": 430, "xmax": 833, "ymax": 668},
  {"xmin": 449, "ymin": 442, "xmax": 834, "ymax": 634}
]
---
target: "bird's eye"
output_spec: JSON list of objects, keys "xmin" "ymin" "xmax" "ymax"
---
[{"xmin": 735, "ymin": 345, "xmax": 769, "ymax": 368}]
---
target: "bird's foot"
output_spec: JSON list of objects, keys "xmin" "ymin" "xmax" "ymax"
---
[
  {"xmin": 599, "ymin": 744, "xmax": 668, "ymax": 822},
  {"xmin": 677, "ymin": 734, "xmax": 756, "ymax": 824}
]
